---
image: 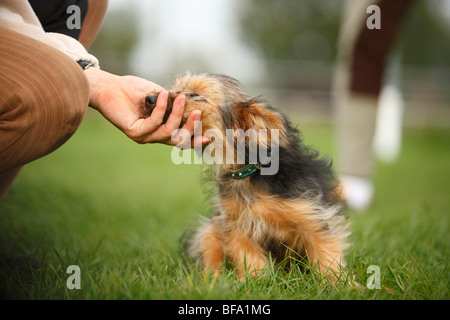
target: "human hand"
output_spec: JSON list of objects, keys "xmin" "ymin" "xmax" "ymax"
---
[{"xmin": 84, "ymin": 68, "xmax": 207, "ymax": 147}]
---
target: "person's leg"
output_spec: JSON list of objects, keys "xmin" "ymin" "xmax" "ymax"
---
[
  {"xmin": 78, "ymin": 0, "xmax": 108, "ymax": 50},
  {"xmin": 333, "ymin": 0, "xmax": 379, "ymax": 211},
  {"xmin": 333, "ymin": 0, "xmax": 413, "ymax": 211},
  {"xmin": 0, "ymin": 168, "xmax": 21, "ymax": 201},
  {"xmin": 0, "ymin": 0, "xmax": 108, "ymax": 201},
  {"xmin": 0, "ymin": 28, "xmax": 89, "ymax": 200},
  {"xmin": 28, "ymin": 0, "xmax": 108, "ymax": 50}
]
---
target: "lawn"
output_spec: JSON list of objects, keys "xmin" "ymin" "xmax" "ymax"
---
[{"xmin": 0, "ymin": 108, "xmax": 448, "ymax": 300}]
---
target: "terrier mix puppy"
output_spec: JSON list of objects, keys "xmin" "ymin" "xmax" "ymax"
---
[{"xmin": 145, "ymin": 73, "xmax": 350, "ymax": 280}]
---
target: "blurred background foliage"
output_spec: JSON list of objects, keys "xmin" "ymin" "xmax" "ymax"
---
[
  {"xmin": 240, "ymin": 0, "xmax": 342, "ymax": 62},
  {"xmin": 238, "ymin": 0, "xmax": 450, "ymax": 114},
  {"xmin": 90, "ymin": 8, "xmax": 138, "ymax": 75},
  {"xmin": 239, "ymin": 0, "xmax": 450, "ymax": 66},
  {"xmin": 90, "ymin": 0, "xmax": 450, "ymax": 126}
]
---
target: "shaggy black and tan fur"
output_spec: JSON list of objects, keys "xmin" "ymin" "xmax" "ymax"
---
[{"xmin": 145, "ymin": 73, "xmax": 350, "ymax": 280}]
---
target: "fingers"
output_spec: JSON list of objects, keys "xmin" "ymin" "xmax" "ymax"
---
[
  {"xmin": 128, "ymin": 92, "xmax": 209, "ymax": 146},
  {"xmin": 132, "ymin": 90, "xmax": 169, "ymax": 139},
  {"xmin": 181, "ymin": 111, "xmax": 209, "ymax": 149},
  {"xmin": 182, "ymin": 109, "xmax": 201, "ymax": 136},
  {"xmin": 170, "ymin": 111, "xmax": 202, "ymax": 149},
  {"xmin": 191, "ymin": 134, "xmax": 209, "ymax": 149},
  {"xmin": 131, "ymin": 92, "xmax": 185, "ymax": 144},
  {"xmin": 145, "ymin": 90, "xmax": 169, "ymax": 131},
  {"xmin": 163, "ymin": 94, "xmax": 186, "ymax": 131},
  {"xmin": 163, "ymin": 109, "xmax": 202, "ymax": 148},
  {"xmin": 126, "ymin": 91, "xmax": 169, "ymax": 143},
  {"xmin": 158, "ymin": 95, "xmax": 205, "ymax": 147}
]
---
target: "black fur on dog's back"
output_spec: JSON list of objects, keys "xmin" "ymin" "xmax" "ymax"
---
[
  {"xmin": 252, "ymin": 117, "xmax": 339, "ymax": 206},
  {"xmin": 218, "ymin": 107, "xmax": 339, "ymax": 207}
]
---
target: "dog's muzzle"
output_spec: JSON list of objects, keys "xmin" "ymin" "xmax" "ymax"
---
[{"xmin": 145, "ymin": 93, "xmax": 175, "ymax": 124}]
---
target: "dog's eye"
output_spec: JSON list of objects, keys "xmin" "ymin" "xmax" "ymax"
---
[{"xmin": 186, "ymin": 92, "xmax": 206, "ymax": 102}]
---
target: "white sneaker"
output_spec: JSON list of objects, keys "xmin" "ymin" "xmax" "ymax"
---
[{"xmin": 340, "ymin": 175, "xmax": 374, "ymax": 212}]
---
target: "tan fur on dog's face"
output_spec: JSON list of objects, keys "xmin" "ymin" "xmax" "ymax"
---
[
  {"xmin": 171, "ymin": 74, "xmax": 227, "ymax": 132},
  {"xmin": 171, "ymin": 73, "xmax": 252, "ymax": 133},
  {"xmin": 172, "ymin": 74, "xmax": 291, "ymax": 165},
  {"xmin": 152, "ymin": 73, "xmax": 287, "ymax": 141},
  {"xmin": 145, "ymin": 73, "xmax": 289, "ymax": 167},
  {"xmin": 146, "ymin": 73, "xmax": 256, "ymax": 133}
]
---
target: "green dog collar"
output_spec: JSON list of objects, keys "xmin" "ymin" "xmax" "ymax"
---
[
  {"xmin": 229, "ymin": 162, "xmax": 262, "ymax": 179},
  {"xmin": 229, "ymin": 151, "xmax": 272, "ymax": 179}
]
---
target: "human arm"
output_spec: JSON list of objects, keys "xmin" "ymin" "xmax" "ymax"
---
[
  {"xmin": 0, "ymin": 0, "xmax": 205, "ymax": 146},
  {"xmin": 84, "ymin": 67, "xmax": 206, "ymax": 146},
  {"xmin": 0, "ymin": 0, "xmax": 98, "ymax": 67}
]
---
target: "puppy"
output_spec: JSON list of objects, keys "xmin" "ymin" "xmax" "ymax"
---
[{"xmin": 146, "ymin": 73, "xmax": 350, "ymax": 280}]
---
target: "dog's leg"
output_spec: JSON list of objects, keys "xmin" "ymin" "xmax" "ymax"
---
[
  {"xmin": 281, "ymin": 213, "xmax": 345, "ymax": 280},
  {"xmin": 224, "ymin": 229, "xmax": 267, "ymax": 280},
  {"xmin": 299, "ymin": 231, "xmax": 345, "ymax": 280},
  {"xmin": 195, "ymin": 222, "xmax": 226, "ymax": 277},
  {"xmin": 255, "ymin": 198, "xmax": 347, "ymax": 281}
]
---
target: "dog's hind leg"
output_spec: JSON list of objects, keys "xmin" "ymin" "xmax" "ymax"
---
[
  {"xmin": 188, "ymin": 220, "xmax": 226, "ymax": 277},
  {"xmin": 224, "ymin": 229, "xmax": 267, "ymax": 280},
  {"xmin": 299, "ymin": 231, "xmax": 346, "ymax": 280},
  {"xmin": 257, "ymin": 198, "xmax": 347, "ymax": 281}
]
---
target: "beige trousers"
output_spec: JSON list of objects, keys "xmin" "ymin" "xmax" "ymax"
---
[
  {"xmin": 0, "ymin": 0, "xmax": 107, "ymax": 200},
  {"xmin": 333, "ymin": 0, "xmax": 413, "ymax": 178}
]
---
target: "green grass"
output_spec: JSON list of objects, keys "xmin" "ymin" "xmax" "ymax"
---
[{"xmin": 0, "ymin": 109, "xmax": 448, "ymax": 300}]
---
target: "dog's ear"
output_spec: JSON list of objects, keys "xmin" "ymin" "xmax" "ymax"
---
[
  {"xmin": 235, "ymin": 99, "xmax": 284, "ymax": 131},
  {"xmin": 235, "ymin": 98, "xmax": 287, "ymax": 141},
  {"xmin": 231, "ymin": 98, "xmax": 288, "ymax": 153}
]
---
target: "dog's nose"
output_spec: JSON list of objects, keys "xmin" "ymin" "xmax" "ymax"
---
[
  {"xmin": 144, "ymin": 92, "xmax": 175, "ymax": 124},
  {"xmin": 146, "ymin": 95, "xmax": 158, "ymax": 105},
  {"xmin": 145, "ymin": 94, "xmax": 159, "ymax": 115}
]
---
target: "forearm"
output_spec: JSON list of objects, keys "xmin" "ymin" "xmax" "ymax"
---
[
  {"xmin": 83, "ymin": 67, "xmax": 164, "ymax": 121},
  {"xmin": 0, "ymin": 0, "xmax": 99, "ymax": 67},
  {"xmin": 82, "ymin": 66, "xmax": 182, "ymax": 144},
  {"xmin": 84, "ymin": 67, "xmax": 120, "ymax": 110}
]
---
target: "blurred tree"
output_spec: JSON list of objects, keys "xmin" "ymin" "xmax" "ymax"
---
[
  {"xmin": 400, "ymin": 0, "xmax": 450, "ymax": 67},
  {"xmin": 238, "ymin": 0, "xmax": 343, "ymax": 88},
  {"xmin": 239, "ymin": 0, "xmax": 342, "ymax": 62},
  {"xmin": 89, "ymin": 6, "xmax": 138, "ymax": 75},
  {"xmin": 238, "ymin": 0, "xmax": 450, "ymax": 91}
]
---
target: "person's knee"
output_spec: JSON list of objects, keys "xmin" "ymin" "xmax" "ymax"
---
[
  {"xmin": 0, "ymin": 56, "xmax": 89, "ymax": 172},
  {"xmin": 39, "ymin": 58, "xmax": 90, "ymax": 153},
  {"xmin": 0, "ymin": 28, "xmax": 90, "ymax": 172}
]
